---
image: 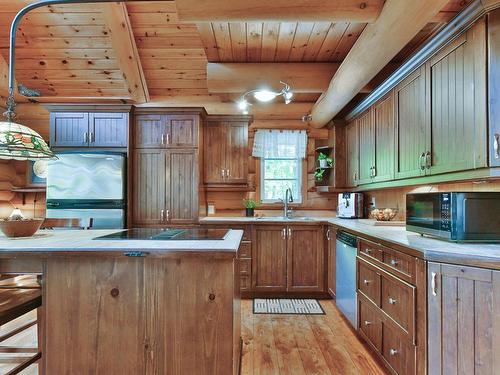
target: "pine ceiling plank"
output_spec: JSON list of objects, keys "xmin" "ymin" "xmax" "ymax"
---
[
  {"xmin": 330, "ymin": 23, "xmax": 366, "ymax": 62},
  {"xmin": 128, "ymin": 12, "xmax": 179, "ymax": 26},
  {"xmin": 15, "ymin": 58, "xmax": 119, "ymax": 71},
  {"xmin": 146, "ymin": 79, "xmax": 207, "ymax": 89},
  {"xmin": 0, "ymin": 13, "xmax": 105, "ymax": 26},
  {"xmin": 16, "ymin": 25, "xmax": 110, "ymax": 38},
  {"xmin": 20, "ymin": 79, "xmax": 127, "ymax": 89},
  {"xmin": 101, "ymin": 3, "xmax": 149, "ymax": 103},
  {"xmin": 315, "ymin": 22, "xmax": 349, "ymax": 62},
  {"xmin": 196, "ymin": 23, "xmax": 220, "ymax": 62},
  {"xmin": 125, "ymin": 1, "xmax": 178, "ymax": 13},
  {"xmin": 134, "ymin": 36, "xmax": 204, "ymax": 49},
  {"xmin": 0, "ymin": 48, "xmax": 116, "ymax": 59},
  {"xmin": 140, "ymin": 59, "xmax": 206, "ymax": 71},
  {"xmin": 260, "ymin": 22, "xmax": 280, "ymax": 62},
  {"xmin": 138, "ymin": 48, "xmax": 207, "ymax": 60},
  {"xmin": 229, "ymin": 23, "xmax": 247, "ymax": 62},
  {"xmin": 274, "ymin": 22, "xmax": 297, "ymax": 62},
  {"xmin": 246, "ymin": 22, "xmax": 263, "ymax": 62},
  {"xmin": 132, "ymin": 25, "xmax": 200, "ymax": 38},
  {"xmin": 146, "ymin": 70, "xmax": 206, "ymax": 80},
  {"xmin": 302, "ymin": 22, "xmax": 332, "ymax": 61},
  {"xmin": 0, "ymin": 36, "xmax": 112, "ymax": 49},
  {"xmin": 288, "ymin": 22, "xmax": 315, "ymax": 62},
  {"xmin": 175, "ymin": 0, "xmax": 383, "ymax": 22},
  {"xmin": 212, "ymin": 22, "xmax": 234, "ymax": 62},
  {"xmin": 17, "ymin": 69, "xmax": 124, "ymax": 80}
]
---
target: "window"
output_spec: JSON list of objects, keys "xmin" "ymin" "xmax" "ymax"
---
[
  {"xmin": 252, "ymin": 129, "xmax": 307, "ymax": 204},
  {"xmin": 261, "ymin": 157, "xmax": 302, "ymax": 203}
]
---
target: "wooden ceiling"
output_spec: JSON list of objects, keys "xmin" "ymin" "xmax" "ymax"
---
[{"xmin": 0, "ymin": 0, "xmax": 473, "ymax": 115}]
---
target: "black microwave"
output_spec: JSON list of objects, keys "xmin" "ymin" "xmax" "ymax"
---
[{"xmin": 406, "ymin": 192, "xmax": 500, "ymax": 242}]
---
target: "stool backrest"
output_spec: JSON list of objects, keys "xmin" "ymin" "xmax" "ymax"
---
[{"xmin": 40, "ymin": 218, "xmax": 93, "ymax": 230}]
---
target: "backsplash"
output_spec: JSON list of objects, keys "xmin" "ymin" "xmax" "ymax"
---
[{"xmin": 363, "ymin": 179, "xmax": 500, "ymax": 221}]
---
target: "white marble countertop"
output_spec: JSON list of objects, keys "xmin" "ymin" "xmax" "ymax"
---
[
  {"xmin": 201, "ymin": 216, "xmax": 500, "ymax": 269},
  {"xmin": 0, "ymin": 229, "xmax": 243, "ymax": 258}
]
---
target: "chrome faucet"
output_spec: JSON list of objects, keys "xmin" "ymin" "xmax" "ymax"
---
[{"xmin": 283, "ymin": 188, "xmax": 294, "ymax": 219}]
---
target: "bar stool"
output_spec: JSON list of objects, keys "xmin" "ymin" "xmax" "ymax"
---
[{"xmin": 0, "ymin": 288, "xmax": 42, "ymax": 374}]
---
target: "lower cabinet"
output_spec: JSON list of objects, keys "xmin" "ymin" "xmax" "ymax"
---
[
  {"xmin": 427, "ymin": 262, "xmax": 500, "ymax": 375},
  {"xmin": 252, "ymin": 224, "xmax": 325, "ymax": 293},
  {"xmin": 326, "ymin": 225, "xmax": 337, "ymax": 297}
]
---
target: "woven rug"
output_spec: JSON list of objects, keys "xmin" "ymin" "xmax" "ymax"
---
[{"xmin": 253, "ymin": 298, "xmax": 325, "ymax": 315}]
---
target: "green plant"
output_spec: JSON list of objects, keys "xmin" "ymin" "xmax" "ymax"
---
[
  {"xmin": 243, "ymin": 198, "xmax": 260, "ymax": 209},
  {"xmin": 318, "ymin": 152, "xmax": 334, "ymax": 166},
  {"xmin": 314, "ymin": 168, "xmax": 326, "ymax": 181}
]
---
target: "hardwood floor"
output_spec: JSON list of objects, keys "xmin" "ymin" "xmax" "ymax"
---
[
  {"xmin": 241, "ymin": 299, "xmax": 388, "ymax": 375},
  {"xmin": 0, "ymin": 300, "xmax": 387, "ymax": 375}
]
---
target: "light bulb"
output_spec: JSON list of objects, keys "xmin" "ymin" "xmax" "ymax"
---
[
  {"xmin": 253, "ymin": 90, "xmax": 278, "ymax": 102},
  {"xmin": 284, "ymin": 90, "xmax": 293, "ymax": 104},
  {"xmin": 237, "ymin": 99, "xmax": 249, "ymax": 111}
]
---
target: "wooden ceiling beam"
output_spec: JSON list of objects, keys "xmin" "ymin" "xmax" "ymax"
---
[
  {"xmin": 175, "ymin": 0, "xmax": 384, "ymax": 22},
  {"xmin": 309, "ymin": 0, "xmax": 450, "ymax": 127},
  {"xmin": 101, "ymin": 3, "xmax": 149, "ymax": 103}
]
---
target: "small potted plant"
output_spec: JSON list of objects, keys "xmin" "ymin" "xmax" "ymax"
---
[
  {"xmin": 243, "ymin": 199, "xmax": 260, "ymax": 217},
  {"xmin": 318, "ymin": 152, "xmax": 333, "ymax": 168},
  {"xmin": 314, "ymin": 168, "xmax": 327, "ymax": 182}
]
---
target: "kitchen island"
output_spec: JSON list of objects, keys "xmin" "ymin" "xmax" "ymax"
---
[{"xmin": 0, "ymin": 229, "xmax": 243, "ymax": 375}]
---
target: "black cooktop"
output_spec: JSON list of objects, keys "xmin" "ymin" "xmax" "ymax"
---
[{"xmin": 94, "ymin": 228, "xmax": 229, "ymax": 241}]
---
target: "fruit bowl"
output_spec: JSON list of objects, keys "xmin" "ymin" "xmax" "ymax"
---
[
  {"xmin": 369, "ymin": 208, "xmax": 398, "ymax": 221},
  {"xmin": 0, "ymin": 219, "xmax": 44, "ymax": 238}
]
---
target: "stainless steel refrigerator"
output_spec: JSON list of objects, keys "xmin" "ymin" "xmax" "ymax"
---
[{"xmin": 46, "ymin": 152, "xmax": 126, "ymax": 229}]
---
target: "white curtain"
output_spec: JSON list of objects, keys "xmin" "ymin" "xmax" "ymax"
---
[{"xmin": 252, "ymin": 129, "xmax": 307, "ymax": 159}]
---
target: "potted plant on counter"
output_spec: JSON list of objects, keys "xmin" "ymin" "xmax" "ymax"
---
[{"xmin": 243, "ymin": 198, "xmax": 260, "ymax": 217}]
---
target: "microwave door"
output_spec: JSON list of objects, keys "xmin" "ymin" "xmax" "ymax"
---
[{"xmin": 407, "ymin": 195, "xmax": 441, "ymax": 231}]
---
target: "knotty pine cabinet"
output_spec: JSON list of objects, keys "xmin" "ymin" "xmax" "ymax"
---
[
  {"xmin": 427, "ymin": 262, "xmax": 499, "ymax": 374},
  {"xmin": 204, "ymin": 115, "xmax": 252, "ymax": 187},
  {"xmin": 345, "ymin": 120, "xmax": 359, "ymax": 187},
  {"xmin": 49, "ymin": 109, "xmax": 129, "ymax": 148},
  {"xmin": 252, "ymin": 224, "xmax": 325, "ymax": 293},
  {"xmin": 326, "ymin": 225, "xmax": 337, "ymax": 297}
]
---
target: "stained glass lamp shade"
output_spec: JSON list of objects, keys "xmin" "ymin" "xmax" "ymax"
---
[{"xmin": 0, "ymin": 120, "xmax": 56, "ymax": 160}]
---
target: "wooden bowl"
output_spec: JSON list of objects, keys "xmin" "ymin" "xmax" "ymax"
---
[
  {"xmin": 0, "ymin": 219, "xmax": 44, "ymax": 238},
  {"xmin": 369, "ymin": 208, "xmax": 398, "ymax": 221}
]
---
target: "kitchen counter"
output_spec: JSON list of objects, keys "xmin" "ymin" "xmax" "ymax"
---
[
  {"xmin": 0, "ymin": 229, "xmax": 243, "ymax": 258},
  {"xmin": 201, "ymin": 216, "xmax": 500, "ymax": 269}
]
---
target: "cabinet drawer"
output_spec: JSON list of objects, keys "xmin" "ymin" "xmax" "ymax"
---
[
  {"xmin": 240, "ymin": 275, "xmax": 251, "ymax": 291},
  {"xmin": 359, "ymin": 298, "xmax": 382, "ymax": 351},
  {"xmin": 358, "ymin": 259, "xmax": 381, "ymax": 306},
  {"xmin": 381, "ymin": 275, "xmax": 415, "ymax": 336},
  {"xmin": 205, "ymin": 224, "xmax": 251, "ymax": 240},
  {"xmin": 359, "ymin": 239, "xmax": 383, "ymax": 261},
  {"xmin": 381, "ymin": 247, "xmax": 415, "ymax": 282},
  {"xmin": 239, "ymin": 259, "xmax": 251, "ymax": 275},
  {"xmin": 238, "ymin": 241, "xmax": 252, "ymax": 258},
  {"xmin": 382, "ymin": 323, "xmax": 415, "ymax": 375}
]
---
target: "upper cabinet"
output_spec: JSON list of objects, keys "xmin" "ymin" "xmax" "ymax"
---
[
  {"xmin": 49, "ymin": 107, "xmax": 129, "ymax": 148},
  {"xmin": 204, "ymin": 115, "xmax": 252, "ymax": 187},
  {"xmin": 345, "ymin": 120, "xmax": 359, "ymax": 187},
  {"xmin": 373, "ymin": 93, "xmax": 395, "ymax": 183},
  {"xmin": 357, "ymin": 109, "xmax": 375, "ymax": 185},
  {"xmin": 488, "ymin": 10, "xmax": 500, "ymax": 167},
  {"xmin": 134, "ymin": 112, "xmax": 200, "ymax": 149}
]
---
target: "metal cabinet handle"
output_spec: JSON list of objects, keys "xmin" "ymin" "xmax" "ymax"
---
[
  {"xmin": 389, "ymin": 349, "xmax": 398, "ymax": 356},
  {"xmin": 288, "ymin": 227, "xmax": 292, "ymax": 238},
  {"xmin": 372, "ymin": 166, "xmax": 376, "ymax": 178},
  {"xmin": 365, "ymin": 248, "xmax": 372, "ymax": 254},
  {"xmin": 390, "ymin": 259, "xmax": 399, "ymax": 266},
  {"xmin": 166, "ymin": 209, "xmax": 170, "ymax": 221},
  {"xmin": 388, "ymin": 297, "xmax": 397, "ymax": 305},
  {"xmin": 160, "ymin": 209, "xmax": 164, "ymax": 222},
  {"xmin": 419, "ymin": 152, "xmax": 426, "ymax": 170},
  {"xmin": 364, "ymin": 320, "xmax": 372, "ymax": 326},
  {"xmin": 326, "ymin": 229, "xmax": 331, "ymax": 241},
  {"xmin": 221, "ymin": 169, "xmax": 225, "ymax": 179},
  {"xmin": 161, "ymin": 134, "xmax": 165, "ymax": 145},
  {"xmin": 363, "ymin": 279, "xmax": 371, "ymax": 285},
  {"xmin": 166, "ymin": 134, "xmax": 170, "ymax": 145},
  {"xmin": 431, "ymin": 271, "xmax": 438, "ymax": 296},
  {"xmin": 84, "ymin": 131, "xmax": 88, "ymax": 143},
  {"xmin": 494, "ymin": 134, "xmax": 499, "ymax": 159},
  {"xmin": 227, "ymin": 169, "xmax": 230, "ymax": 178},
  {"xmin": 281, "ymin": 228, "xmax": 286, "ymax": 240},
  {"xmin": 425, "ymin": 151, "xmax": 431, "ymax": 169}
]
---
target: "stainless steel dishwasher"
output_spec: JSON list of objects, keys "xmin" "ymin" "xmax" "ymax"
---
[{"xmin": 335, "ymin": 230, "xmax": 358, "ymax": 328}]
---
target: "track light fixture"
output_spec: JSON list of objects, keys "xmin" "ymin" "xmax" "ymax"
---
[{"xmin": 236, "ymin": 81, "xmax": 293, "ymax": 114}]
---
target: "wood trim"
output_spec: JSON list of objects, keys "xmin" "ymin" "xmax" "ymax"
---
[
  {"xmin": 101, "ymin": 3, "xmax": 149, "ymax": 103},
  {"xmin": 43, "ymin": 104, "xmax": 132, "ymax": 113},
  {"xmin": 133, "ymin": 107, "xmax": 208, "ymax": 116}
]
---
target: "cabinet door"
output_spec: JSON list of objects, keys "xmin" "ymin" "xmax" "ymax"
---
[
  {"xmin": 50, "ymin": 112, "xmax": 89, "ymax": 147},
  {"xmin": 287, "ymin": 225, "xmax": 324, "ymax": 292},
  {"xmin": 89, "ymin": 112, "xmax": 128, "ymax": 148},
  {"xmin": 45, "ymin": 257, "xmax": 144, "ymax": 374},
  {"xmin": 327, "ymin": 226, "xmax": 337, "ymax": 297},
  {"xmin": 134, "ymin": 114, "xmax": 167, "ymax": 148},
  {"xmin": 394, "ymin": 66, "xmax": 429, "ymax": 179},
  {"xmin": 373, "ymin": 93, "xmax": 395, "ymax": 182},
  {"xmin": 428, "ymin": 23, "xmax": 487, "ymax": 175},
  {"xmin": 225, "ymin": 123, "xmax": 248, "ymax": 184},
  {"xmin": 252, "ymin": 225, "xmax": 287, "ymax": 291},
  {"xmin": 345, "ymin": 120, "xmax": 359, "ymax": 187},
  {"xmin": 166, "ymin": 114, "xmax": 199, "ymax": 148},
  {"xmin": 357, "ymin": 109, "xmax": 375, "ymax": 185},
  {"xmin": 489, "ymin": 10, "xmax": 500, "ymax": 167},
  {"xmin": 132, "ymin": 149, "xmax": 166, "ymax": 226},
  {"xmin": 204, "ymin": 123, "xmax": 226, "ymax": 184},
  {"xmin": 428, "ymin": 262, "xmax": 500, "ymax": 375},
  {"xmin": 166, "ymin": 149, "xmax": 198, "ymax": 224}
]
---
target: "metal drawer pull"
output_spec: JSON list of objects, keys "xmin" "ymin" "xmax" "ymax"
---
[
  {"xmin": 390, "ymin": 259, "xmax": 399, "ymax": 266},
  {"xmin": 84, "ymin": 131, "xmax": 88, "ymax": 143},
  {"xmin": 389, "ymin": 349, "xmax": 398, "ymax": 356},
  {"xmin": 166, "ymin": 133, "xmax": 170, "ymax": 145},
  {"xmin": 364, "ymin": 320, "xmax": 372, "ymax": 326},
  {"xmin": 160, "ymin": 209, "xmax": 164, "ymax": 222},
  {"xmin": 288, "ymin": 227, "xmax": 292, "ymax": 238},
  {"xmin": 419, "ymin": 152, "xmax": 426, "ymax": 170},
  {"xmin": 494, "ymin": 134, "xmax": 499, "ymax": 159},
  {"xmin": 365, "ymin": 248, "xmax": 373, "ymax": 255},
  {"xmin": 326, "ymin": 229, "xmax": 331, "ymax": 241},
  {"xmin": 388, "ymin": 297, "xmax": 397, "ymax": 305},
  {"xmin": 166, "ymin": 209, "xmax": 170, "ymax": 221},
  {"xmin": 363, "ymin": 279, "xmax": 371, "ymax": 285},
  {"xmin": 221, "ymin": 169, "xmax": 225, "ymax": 179},
  {"xmin": 161, "ymin": 134, "xmax": 165, "ymax": 145},
  {"xmin": 431, "ymin": 272, "xmax": 438, "ymax": 296},
  {"xmin": 281, "ymin": 228, "xmax": 286, "ymax": 240},
  {"xmin": 425, "ymin": 151, "xmax": 432, "ymax": 169}
]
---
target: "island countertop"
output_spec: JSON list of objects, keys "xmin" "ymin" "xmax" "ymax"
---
[
  {"xmin": 0, "ymin": 229, "xmax": 243, "ymax": 258},
  {"xmin": 200, "ymin": 216, "xmax": 500, "ymax": 269}
]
